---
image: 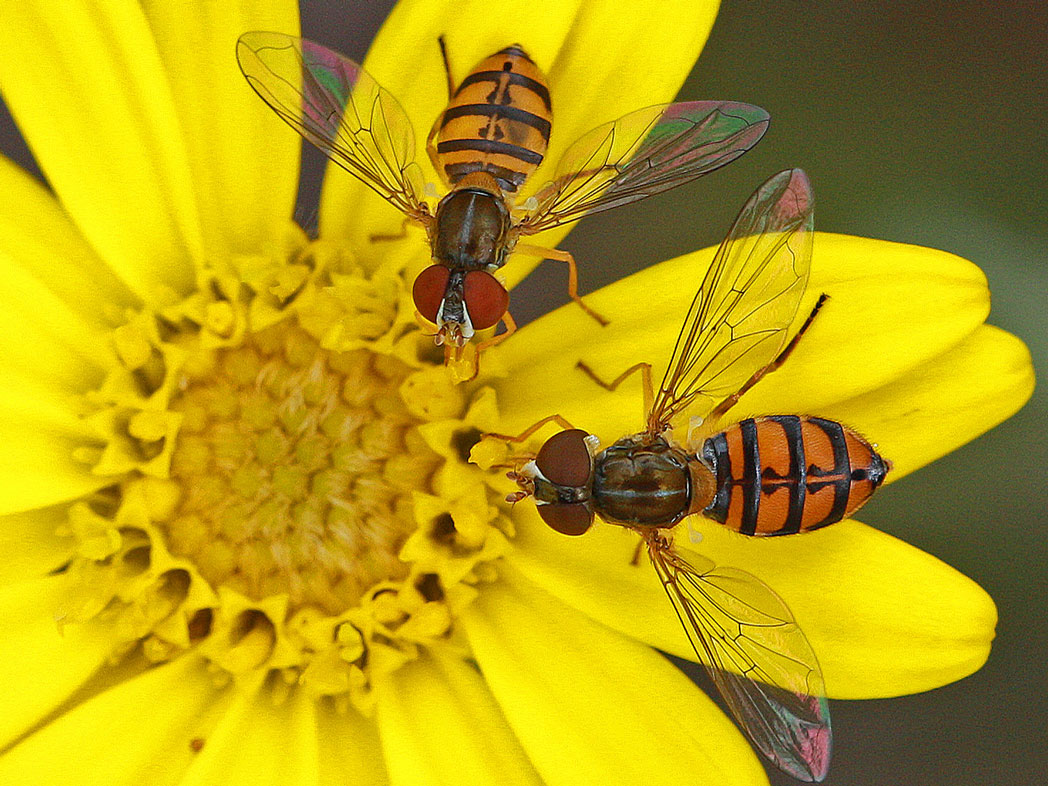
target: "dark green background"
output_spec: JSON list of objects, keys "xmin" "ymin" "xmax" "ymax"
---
[{"xmin": 2, "ymin": 2, "xmax": 1043, "ymax": 784}]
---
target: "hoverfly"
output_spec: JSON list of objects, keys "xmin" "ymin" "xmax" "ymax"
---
[
  {"xmin": 491, "ymin": 169, "xmax": 890, "ymax": 782},
  {"xmin": 236, "ymin": 32, "xmax": 769, "ymax": 371}
]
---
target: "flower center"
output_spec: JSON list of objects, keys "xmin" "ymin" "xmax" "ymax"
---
[
  {"xmin": 61, "ymin": 236, "xmax": 510, "ymax": 707},
  {"xmin": 160, "ymin": 322, "xmax": 435, "ymax": 616}
]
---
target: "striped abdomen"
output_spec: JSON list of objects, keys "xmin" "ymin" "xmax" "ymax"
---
[
  {"xmin": 701, "ymin": 416, "xmax": 889, "ymax": 536},
  {"xmin": 435, "ymin": 45, "xmax": 552, "ymax": 193}
]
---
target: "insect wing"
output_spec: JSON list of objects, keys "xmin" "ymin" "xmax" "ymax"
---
[
  {"xmin": 648, "ymin": 543, "xmax": 831, "ymax": 782},
  {"xmin": 647, "ymin": 168, "xmax": 813, "ymax": 433},
  {"xmin": 518, "ymin": 101, "xmax": 769, "ymax": 234},
  {"xmin": 236, "ymin": 32, "xmax": 426, "ymax": 216}
]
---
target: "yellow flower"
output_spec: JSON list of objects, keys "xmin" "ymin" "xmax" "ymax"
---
[{"xmin": 0, "ymin": 3, "xmax": 1034, "ymax": 786}]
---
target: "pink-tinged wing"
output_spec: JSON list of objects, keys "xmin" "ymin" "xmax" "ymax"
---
[
  {"xmin": 236, "ymin": 31, "xmax": 427, "ymax": 217},
  {"xmin": 648, "ymin": 542, "xmax": 831, "ymax": 782},
  {"xmin": 519, "ymin": 101, "xmax": 769, "ymax": 233},
  {"xmin": 647, "ymin": 168, "xmax": 813, "ymax": 434}
]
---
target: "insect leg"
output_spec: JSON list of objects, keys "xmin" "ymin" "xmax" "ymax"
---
[
  {"xmin": 369, "ymin": 216, "xmax": 413, "ymax": 243},
  {"xmin": 456, "ymin": 310, "xmax": 518, "ymax": 383},
  {"xmin": 482, "ymin": 411, "xmax": 577, "ymax": 444},
  {"xmin": 707, "ymin": 293, "xmax": 829, "ymax": 423},
  {"xmin": 575, "ymin": 360, "xmax": 654, "ymax": 425},
  {"xmin": 437, "ymin": 35, "xmax": 456, "ymax": 98},
  {"xmin": 630, "ymin": 538, "xmax": 644, "ymax": 567},
  {"xmin": 513, "ymin": 244, "xmax": 609, "ymax": 326}
]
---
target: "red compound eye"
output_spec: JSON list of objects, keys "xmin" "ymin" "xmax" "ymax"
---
[
  {"xmin": 537, "ymin": 502, "xmax": 594, "ymax": 536},
  {"xmin": 536, "ymin": 429, "xmax": 593, "ymax": 487},
  {"xmin": 412, "ymin": 265, "xmax": 450, "ymax": 324},
  {"xmin": 463, "ymin": 271, "xmax": 508, "ymax": 330}
]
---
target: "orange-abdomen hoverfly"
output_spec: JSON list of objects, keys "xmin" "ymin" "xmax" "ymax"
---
[
  {"xmin": 236, "ymin": 32, "xmax": 769, "ymax": 371},
  {"xmin": 492, "ymin": 169, "xmax": 890, "ymax": 782}
]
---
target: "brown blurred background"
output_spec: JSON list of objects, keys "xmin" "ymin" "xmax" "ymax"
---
[{"xmin": 2, "ymin": 1, "xmax": 1044, "ymax": 784}]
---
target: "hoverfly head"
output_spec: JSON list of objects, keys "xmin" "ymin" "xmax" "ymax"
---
[
  {"xmin": 412, "ymin": 266, "xmax": 507, "ymax": 347},
  {"xmin": 528, "ymin": 429, "xmax": 598, "ymax": 537}
]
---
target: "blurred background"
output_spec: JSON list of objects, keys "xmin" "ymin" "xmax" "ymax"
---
[{"xmin": 2, "ymin": 1, "xmax": 1043, "ymax": 783}]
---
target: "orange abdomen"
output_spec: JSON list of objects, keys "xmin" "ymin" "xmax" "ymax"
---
[
  {"xmin": 435, "ymin": 45, "xmax": 551, "ymax": 193},
  {"xmin": 701, "ymin": 416, "xmax": 889, "ymax": 535}
]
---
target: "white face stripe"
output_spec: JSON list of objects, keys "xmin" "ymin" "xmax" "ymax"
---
[
  {"xmin": 520, "ymin": 460, "xmax": 553, "ymax": 507},
  {"xmin": 520, "ymin": 459, "xmax": 541, "ymax": 481},
  {"xmin": 434, "ymin": 298, "xmax": 474, "ymax": 344},
  {"xmin": 458, "ymin": 301, "xmax": 475, "ymax": 341}
]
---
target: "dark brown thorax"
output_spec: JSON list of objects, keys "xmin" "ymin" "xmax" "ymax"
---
[
  {"xmin": 591, "ymin": 435, "xmax": 694, "ymax": 527},
  {"xmin": 432, "ymin": 184, "xmax": 511, "ymax": 272}
]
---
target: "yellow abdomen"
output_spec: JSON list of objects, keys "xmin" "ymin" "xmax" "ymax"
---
[{"xmin": 435, "ymin": 45, "xmax": 552, "ymax": 194}]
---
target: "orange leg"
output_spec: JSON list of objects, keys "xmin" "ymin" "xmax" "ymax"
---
[
  {"xmin": 707, "ymin": 293, "xmax": 829, "ymax": 423},
  {"xmin": 483, "ymin": 412, "xmax": 577, "ymax": 444},
  {"xmin": 576, "ymin": 360, "xmax": 654, "ymax": 427},
  {"xmin": 461, "ymin": 311, "xmax": 517, "ymax": 382},
  {"xmin": 513, "ymin": 244, "xmax": 609, "ymax": 326},
  {"xmin": 369, "ymin": 216, "xmax": 412, "ymax": 243}
]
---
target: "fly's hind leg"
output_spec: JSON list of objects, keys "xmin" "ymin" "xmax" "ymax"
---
[
  {"xmin": 424, "ymin": 36, "xmax": 456, "ymax": 186},
  {"xmin": 437, "ymin": 35, "xmax": 456, "ymax": 98},
  {"xmin": 707, "ymin": 293, "xmax": 829, "ymax": 423},
  {"xmin": 513, "ymin": 244, "xmax": 609, "ymax": 327},
  {"xmin": 576, "ymin": 360, "xmax": 654, "ymax": 426}
]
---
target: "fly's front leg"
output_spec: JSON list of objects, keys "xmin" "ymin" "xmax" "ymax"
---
[
  {"xmin": 369, "ymin": 216, "xmax": 413, "ymax": 243},
  {"xmin": 451, "ymin": 311, "xmax": 517, "ymax": 384},
  {"xmin": 576, "ymin": 360, "xmax": 654, "ymax": 427},
  {"xmin": 472, "ymin": 412, "xmax": 569, "ymax": 491},
  {"xmin": 480, "ymin": 413, "xmax": 581, "ymax": 504},
  {"xmin": 482, "ymin": 412, "xmax": 576, "ymax": 445},
  {"xmin": 513, "ymin": 243, "xmax": 609, "ymax": 326},
  {"xmin": 707, "ymin": 293, "xmax": 829, "ymax": 423}
]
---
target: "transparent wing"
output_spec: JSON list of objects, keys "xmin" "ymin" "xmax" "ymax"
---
[
  {"xmin": 648, "ymin": 541, "xmax": 831, "ymax": 782},
  {"xmin": 517, "ymin": 101, "xmax": 768, "ymax": 234},
  {"xmin": 236, "ymin": 31, "xmax": 427, "ymax": 217},
  {"xmin": 647, "ymin": 168, "xmax": 813, "ymax": 433}
]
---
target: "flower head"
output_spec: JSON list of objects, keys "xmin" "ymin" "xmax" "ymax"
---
[{"xmin": 0, "ymin": 1, "xmax": 1034, "ymax": 785}]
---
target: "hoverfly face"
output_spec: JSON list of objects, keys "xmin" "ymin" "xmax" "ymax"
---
[
  {"xmin": 522, "ymin": 429, "xmax": 598, "ymax": 537},
  {"xmin": 412, "ymin": 266, "xmax": 509, "ymax": 347}
]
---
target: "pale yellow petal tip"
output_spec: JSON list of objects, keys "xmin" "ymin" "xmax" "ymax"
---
[{"xmin": 469, "ymin": 437, "xmax": 511, "ymax": 471}]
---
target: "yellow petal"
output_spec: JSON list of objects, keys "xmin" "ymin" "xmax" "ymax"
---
[
  {"xmin": 316, "ymin": 700, "xmax": 386, "ymax": 786},
  {"xmin": 0, "ymin": 504, "xmax": 74, "ymax": 587},
  {"xmin": 491, "ymin": 233, "xmax": 991, "ymax": 444},
  {"xmin": 0, "ymin": 655, "xmax": 229, "ymax": 786},
  {"xmin": 320, "ymin": 0, "xmax": 719, "ymax": 263},
  {"xmin": 374, "ymin": 653, "xmax": 542, "ymax": 786},
  {"xmin": 141, "ymin": 1, "xmax": 300, "ymax": 260},
  {"xmin": 0, "ymin": 0, "xmax": 202, "ymax": 300},
  {"xmin": 0, "ymin": 157, "xmax": 136, "ymax": 324},
  {"xmin": 818, "ymin": 325, "xmax": 1034, "ymax": 480},
  {"xmin": 460, "ymin": 564, "xmax": 769, "ymax": 786},
  {"xmin": 505, "ymin": 504, "xmax": 995, "ymax": 699},
  {"xmin": 0, "ymin": 575, "xmax": 112, "ymax": 751},
  {"xmin": 0, "ymin": 245, "xmax": 112, "ymax": 392},
  {"xmin": 0, "ymin": 378, "xmax": 109, "ymax": 515},
  {"xmin": 180, "ymin": 681, "xmax": 319, "ymax": 786}
]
